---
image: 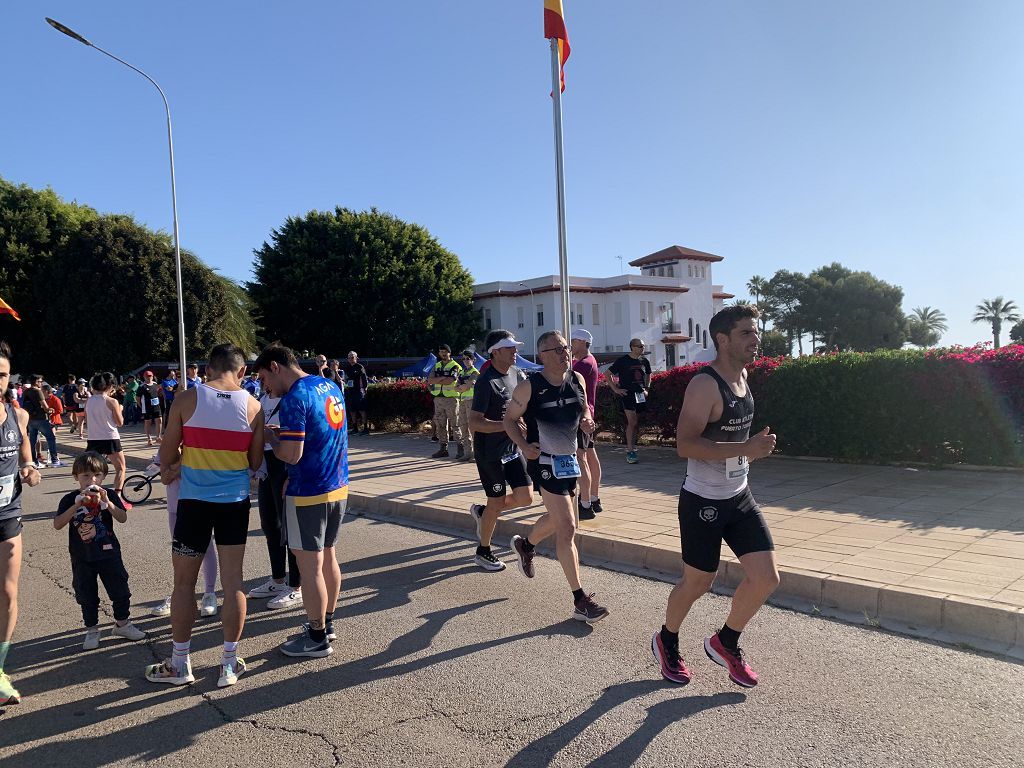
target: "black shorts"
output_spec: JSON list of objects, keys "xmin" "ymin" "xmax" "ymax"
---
[
  {"xmin": 172, "ymin": 498, "xmax": 250, "ymax": 557},
  {"xmin": 86, "ymin": 439, "xmax": 122, "ymax": 455},
  {"xmin": 678, "ymin": 487, "xmax": 774, "ymax": 572},
  {"xmin": 577, "ymin": 428, "xmax": 594, "ymax": 451},
  {"xmin": 527, "ymin": 458, "xmax": 577, "ymax": 497},
  {"xmin": 476, "ymin": 456, "xmax": 530, "ymax": 498},
  {"xmin": 142, "ymin": 410, "xmax": 161, "ymax": 422},
  {"xmin": 621, "ymin": 393, "xmax": 647, "ymax": 413},
  {"xmin": 0, "ymin": 517, "xmax": 23, "ymax": 542}
]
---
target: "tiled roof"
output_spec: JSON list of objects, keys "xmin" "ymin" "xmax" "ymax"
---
[{"xmin": 629, "ymin": 245, "xmax": 724, "ymax": 267}]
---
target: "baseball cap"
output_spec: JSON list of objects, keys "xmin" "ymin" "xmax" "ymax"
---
[
  {"xmin": 570, "ymin": 328, "xmax": 593, "ymax": 344},
  {"xmin": 77, "ymin": 378, "xmax": 87, "ymax": 384},
  {"xmin": 487, "ymin": 335, "xmax": 525, "ymax": 354}
]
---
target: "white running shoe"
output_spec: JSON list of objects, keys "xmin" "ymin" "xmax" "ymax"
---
[
  {"xmin": 217, "ymin": 657, "xmax": 247, "ymax": 688},
  {"xmin": 83, "ymin": 626, "xmax": 101, "ymax": 650},
  {"xmin": 267, "ymin": 589, "xmax": 303, "ymax": 610},
  {"xmin": 112, "ymin": 620, "xmax": 146, "ymax": 641},
  {"xmin": 247, "ymin": 578, "xmax": 291, "ymax": 599},
  {"xmin": 51, "ymin": 459, "xmax": 67, "ymax": 468},
  {"xmin": 150, "ymin": 596, "xmax": 172, "ymax": 617},
  {"xmin": 199, "ymin": 593, "xmax": 219, "ymax": 617}
]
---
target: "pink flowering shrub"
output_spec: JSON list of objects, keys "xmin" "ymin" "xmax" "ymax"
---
[{"xmin": 595, "ymin": 345, "xmax": 1024, "ymax": 467}]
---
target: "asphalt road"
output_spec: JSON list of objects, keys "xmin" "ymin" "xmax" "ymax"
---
[{"xmin": 1, "ymin": 472, "xmax": 1021, "ymax": 767}]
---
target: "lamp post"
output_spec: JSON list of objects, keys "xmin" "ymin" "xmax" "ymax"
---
[
  {"xmin": 518, "ymin": 282, "xmax": 536, "ymax": 362},
  {"xmin": 45, "ymin": 17, "xmax": 187, "ymax": 380}
]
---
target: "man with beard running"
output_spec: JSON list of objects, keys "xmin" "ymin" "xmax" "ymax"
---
[
  {"xmin": 467, "ymin": 331, "xmax": 533, "ymax": 571},
  {"xmin": 651, "ymin": 305, "xmax": 778, "ymax": 688},
  {"xmin": 505, "ymin": 331, "xmax": 608, "ymax": 623}
]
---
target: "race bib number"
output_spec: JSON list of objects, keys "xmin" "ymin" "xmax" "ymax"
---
[
  {"xmin": 635, "ymin": 391, "xmax": 646, "ymax": 404},
  {"xmin": 552, "ymin": 454, "xmax": 581, "ymax": 479},
  {"xmin": 0, "ymin": 473, "xmax": 14, "ymax": 507},
  {"xmin": 500, "ymin": 448, "xmax": 521, "ymax": 465},
  {"xmin": 150, "ymin": 397, "xmax": 160, "ymax": 406},
  {"xmin": 726, "ymin": 455, "xmax": 749, "ymax": 480}
]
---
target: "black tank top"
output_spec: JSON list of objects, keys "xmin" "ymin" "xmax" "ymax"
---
[
  {"xmin": 684, "ymin": 366, "xmax": 756, "ymax": 499},
  {"xmin": 700, "ymin": 366, "xmax": 754, "ymax": 442},
  {"xmin": 524, "ymin": 371, "xmax": 583, "ymax": 456},
  {"xmin": 0, "ymin": 405, "xmax": 23, "ymax": 521}
]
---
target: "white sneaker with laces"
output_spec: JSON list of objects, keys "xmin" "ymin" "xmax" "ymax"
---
[
  {"xmin": 247, "ymin": 578, "xmax": 291, "ymax": 599},
  {"xmin": 51, "ymin": 459, "xmax": 66, "ymax": 468},
  {"xmin": 83, "ymin": 626, "xmax": 101, "ymax": 650},
  {"xmin": 267, "ymin": 589, "xmax": 303, "ymax": 610},
  {"xmin": 199, "ymin": 593, "xmax": 219, "ymax": 617},
  {"xmin": 150, "ymin": 596, "xmax": 172, "ymax": 617},
  {"xmin": 112, "ymin": 620, "xmax": 146, "ymax": 641}
]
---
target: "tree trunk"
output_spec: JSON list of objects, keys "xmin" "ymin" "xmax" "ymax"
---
[{"xmin": 796, "ymin": 331, "xmax": 804, "ymax": 356}]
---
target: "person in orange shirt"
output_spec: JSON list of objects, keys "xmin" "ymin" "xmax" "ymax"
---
[{"xmin": 43, "ymin": 384, "xmax": 64, "ymax": 427}]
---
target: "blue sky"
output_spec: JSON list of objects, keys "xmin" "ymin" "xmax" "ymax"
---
[{"xmin": 4, "ymin": 1, "xmax": 1022, "ymax": 346}]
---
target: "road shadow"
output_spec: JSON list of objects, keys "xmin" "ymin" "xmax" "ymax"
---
[{"xmin": 505, "ymin": 681, "xmax": 744, "ymax": 768}]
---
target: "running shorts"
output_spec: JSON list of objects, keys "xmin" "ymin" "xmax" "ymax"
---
[
  {"xmin": 0, "ymin": 517, "xmax": 23, "ymax": 542},
  {"xmin": 285, "ymin": 498, "xmax": 346, "ymax": 552},
  {"xmin": 86, "ymin": 439, "xmax": 122, "ymax": 456},
  {"xmin": 476, "ymin": 456, "xmax": 530, "ymax": 498},
  {"xmin": 527, "ymin": 458, "xmax": 577, "ymax": 497},
  {"xmin": 677, "ymin": 487, "xmax": 774, "ymax": 573},
  {"xmin": 172, "ymin": 498, "xmax": 250, "ymax": 557}
]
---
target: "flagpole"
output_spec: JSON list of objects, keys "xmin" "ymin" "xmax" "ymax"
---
[{"xmin": 549, "ymin": 38, "xmax": 571, "ymax": 340}]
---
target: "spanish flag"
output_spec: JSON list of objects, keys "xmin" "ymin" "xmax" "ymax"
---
[
  {"xmin": 544, "ymin": 0, "xmax": 571, "ymax": 92},
  {"xmin": 0, "ymin": 295, "xmax": 20, "ymax": 321}
]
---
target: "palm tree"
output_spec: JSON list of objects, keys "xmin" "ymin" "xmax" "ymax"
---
[
  {"xmin": 906, "ymin": 306, "xmax": 948, "ymax": 347},
  {"xmin": 972, "ymin": 296, "xmax": 1021, "ymax": 348},
  {"xmin": 746, "ymin": 275, "xmax": 770, "ymax": 331}
]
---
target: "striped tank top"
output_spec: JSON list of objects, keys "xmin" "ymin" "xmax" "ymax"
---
[{"xmin": 179, "ymin": 384, "xmax": 253, "ymax": 503}]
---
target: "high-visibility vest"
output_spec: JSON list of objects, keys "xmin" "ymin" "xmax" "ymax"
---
[
  {"xmin": 430, "ymin": 360, "xmax": 463, "ymax": 397},
  {"xmin": 457, "ymin": 367, "xmax": 479, "ymax": 400}
]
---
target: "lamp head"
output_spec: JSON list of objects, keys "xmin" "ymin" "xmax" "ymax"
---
[{"xmin": 45, "ymin": 17, "xmax": 92, "ymax": 46}]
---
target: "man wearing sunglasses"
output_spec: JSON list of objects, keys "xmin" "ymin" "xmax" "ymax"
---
[{"xmin": 504, "ymin": 331, "xmax": 609, "ymax": 624}]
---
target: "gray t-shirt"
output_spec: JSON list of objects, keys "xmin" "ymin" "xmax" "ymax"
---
[{"xmin": 471, "ymin": 364, "xmax": 526, "ymax": 461}]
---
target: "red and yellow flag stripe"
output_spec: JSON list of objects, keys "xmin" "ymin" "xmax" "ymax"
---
[
  {"xmin": 0, "ymin": 295, "xmax": 21, "ymax": 321},
  {"xmin": 544, "ymin": 0, "xmax": 571, "ymax": 92}
]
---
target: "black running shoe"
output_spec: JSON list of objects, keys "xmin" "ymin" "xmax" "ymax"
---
[
  {"xmin": 578, "ymin": 501, "xmax": 596, "ymax": 520},
  {"xmin": 573, "ymin": 593, "xmax": 609, "ymax": 624},
  {"xmin": 591, "ymin": 498, "xmax": 603, "ymax": 513},
  {"xmin": 510, "ymin": 535, "xmax": 535, "ymax": 579}
]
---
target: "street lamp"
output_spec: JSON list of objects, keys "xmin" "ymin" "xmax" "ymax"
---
[
  {"xmin": 518, "ymin": 282, "xmax": 536, "ymax": 362},
  {"xmin": 45, "ymin": 17, "xmax": 187, "ymax": 379}
]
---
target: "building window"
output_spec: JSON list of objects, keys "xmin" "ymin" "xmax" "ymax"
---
[
  {"xmin": 688, "ymin": 265, "xmax": 693, "ymax": 277},
  {"xmin": 641, "ymin": 301, "xmax": 654, "ymax": 323},
  {"xmin": 666, "ymin": 344, "xmax": 676, "ymax": 368},
  {"xmin": 517, "ymin": 306, "xmax": 525, "ymax": 329},
  {"xmin": 657, "ymin": 266, "xmax": 664, "ymax": 277},
  {"xmin": 592, "ymin": 304, "xmax": 600, "ymax": 325},
  {"xmin": 614, "ymin": 302, "xmax": 623, "ymax": 325},
  {"xmin": 695, "ymin": 323, "xmax": 701, "ymax": 343},
  {"xmin": 688, "ymin": 317, "xmax": 694, "ymax": 337},
  {"xmin": 536, "ymin": 304, "xmax": 544, "ymax": 326},
  {"xmin": 667, "ymin": 265, "xmax": 674, "ymax": 277},
  {"xmin": 484, "ymin": 308, "xmax": 492, "ymax": 330},
  {"xmin": 573, "ymin": 302, "xmax": 584, "ymax": 325},
  {"xmin": 703, "ymin": 330, "xmax": 708, "ymax": 348},
  {"xmin": 616, "ymin": 345, "xmax": 624, "ymax": 352}
]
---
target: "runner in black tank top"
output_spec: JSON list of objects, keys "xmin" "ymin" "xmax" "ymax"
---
[
  {"xmin": 0, "ymin": 340, "xmax": 42, "ymax": 706},
  {"xmin": 652, "ymin": 306, "xmax": 779, "ymax": 689},
  {"xmin": 502, "ymin": 331, "xmax": 610, "ymax": 624}
]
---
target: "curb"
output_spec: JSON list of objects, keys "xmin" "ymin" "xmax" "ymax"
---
[{"xmin": 349, "ymin": 491, "xmax": 1024, "ymax": 661}]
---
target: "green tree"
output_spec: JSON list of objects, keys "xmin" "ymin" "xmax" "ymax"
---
[
  {"xmin": 249, "ymin": 208, "xmax": 481, "ymax": 356},
  {"xmin": 764, "ymin": 270, "xmax": 810, "ymax": 354},
  {"xmin": 27, "ymin": 215, "xmax": 256, "ymax": 374},
  {"xmin": 1010, "ymin": 319, "xmax": 1024, "ymax": 344},
  {"xmin": 802, "ymin": 264, "xmax": 906, "ymax": 351},
  {"xmin": 972, "ymin": 296, "xmax": 1020, "ymax": 349},
  {"xmin": 0, "ymin": 177, "xmax": 98, "ymax": 359},
  {"xmin": 906, "ymin": 306, "xmax": 947, "ymax": 347},
  {"xmin": 745, "ymin": 275, "xmax": 771, "ymax": 331},
  {"xmin": 758, "ymin": 329, "xmax": 790, "ymax": 357}
]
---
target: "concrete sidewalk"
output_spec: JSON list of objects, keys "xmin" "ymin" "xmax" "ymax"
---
[{"xmin": 52, "ymin": 425, "xmax": 1024, "ymax": 656}]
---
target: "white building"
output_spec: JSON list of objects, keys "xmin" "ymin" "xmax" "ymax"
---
[{"xmin": 472, "ymin": 245, "xmax": 735, "ymax": 371}]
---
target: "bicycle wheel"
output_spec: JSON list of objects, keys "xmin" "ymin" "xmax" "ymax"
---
[{"xmin": 121, "ymin": 474, "xmax": 153, "ymax": 505}]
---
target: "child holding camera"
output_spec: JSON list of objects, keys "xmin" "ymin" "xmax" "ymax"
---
[{"xmin": 53, "ymin": 451, "xmax": 146, "ymax": 649}]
